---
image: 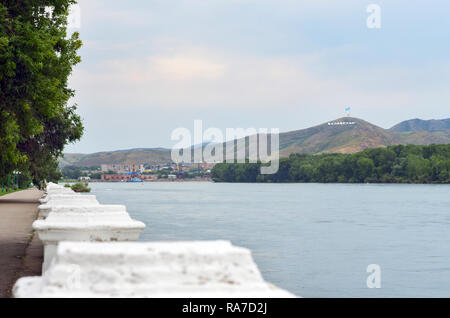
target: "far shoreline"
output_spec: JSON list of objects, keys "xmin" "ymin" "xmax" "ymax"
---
[{"xmin": 62, "ymin": 178, "xmax": 212, "ymax": 183}]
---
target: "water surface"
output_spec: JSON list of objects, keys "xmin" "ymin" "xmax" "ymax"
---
[{"xmin": 90, "ymin": 182, "xmax": 450, "ymax": 297}]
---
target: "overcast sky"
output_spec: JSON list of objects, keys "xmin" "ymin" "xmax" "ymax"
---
[{"xmin": 66, "ymin": 0, "xmax": 450, "ymax": 153}]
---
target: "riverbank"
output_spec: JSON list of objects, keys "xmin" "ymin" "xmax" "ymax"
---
[
  {"xmin": 0, "ymin": 188, "xmax": 44, "ymax": 298},
  {"xmin": 62, "ymin": 178, "xmax": 212, "ymax": 183}
]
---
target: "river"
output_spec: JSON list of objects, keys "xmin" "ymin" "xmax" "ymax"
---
[{"xmin": 89, "ymin": 182, "xmax": 450, "ymax": 297}]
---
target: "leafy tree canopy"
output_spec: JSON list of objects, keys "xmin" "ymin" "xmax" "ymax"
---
[
  {"xmin": 212, "ymin": 144, "xmax": 450, "ymax": 184},
  {"xmin": 0, "ymin": 0, "xmax": 83, "ymax": 186}
]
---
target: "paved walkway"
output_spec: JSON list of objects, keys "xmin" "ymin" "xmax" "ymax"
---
[{"xmin": 0, "ymin": 188, "xmax": 44, "ymax": 298}]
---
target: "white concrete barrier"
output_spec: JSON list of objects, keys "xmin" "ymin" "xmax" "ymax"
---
[
  {"xmin": 33, "ymin": 205, "xmax": 145, "ymax": 272},
  {"xmin": 46, "ymin": 182, "xmax": 62, "ymax": 188},
  {"xmin": 13, "ymin": 241, "xmax": 295, "ymax": 298},
  {"xmin": 38, "ymin": 195, "xmax": 100, "ymax": 218},
  {"xmin": 39, "ymin": 190, "xmax": 82, "ymax": 204},
  {"xmin": 45, "ymin": 187, "xmax": 74, "ymax": 195},
  {"xmin": 46, "ymin": 182, "xmax": 64, "ymax": 192},
  {"xmin": 40, "ymin": 191, "xmax": 79, "ymax": 204}
]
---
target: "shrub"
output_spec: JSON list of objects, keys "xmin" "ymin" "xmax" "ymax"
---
[{"xmin": 71, "ymin": 182, "xmax": 91, "ymax": 193}]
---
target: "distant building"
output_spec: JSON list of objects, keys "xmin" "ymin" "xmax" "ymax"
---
[
  {"xmin": 101, "ymin": 164, "xmax": 144, "ymax": 174},
  {"xmin": 79, "ymin": 176, "xmax": 91, "ymax": 181},
  {"xmin": 101, "ymin": 174, "xmax": 157, "ymax": 182}
]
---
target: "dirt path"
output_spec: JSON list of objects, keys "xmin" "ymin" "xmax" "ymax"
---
[{"xmin": 0, "ymin": 188, "xmax": 44, "ymax": 298}]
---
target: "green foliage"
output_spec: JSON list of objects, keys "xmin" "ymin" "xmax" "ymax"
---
[
  {"xmin": 61, "ymin": 165, "xmax": 85, "ymax": 179},
  {"xmin": 0, "ymin": 1, "xmax": 83, "ymax": 185},
  {"xmin": 1, "ymin": 170, "xmax": 33, "ymax": 191},
  {"xmin": 211, "ymin": 144, "xmax": 450, "ymax": 184},
  {"xmin": 61, "ymin": 165, "xmax": 100, "ymax": 179},
  {"xmin": 89, "ymin": 172, "xmax": 103, "ymax": 180},
  {"xmin": 71, "ymin": 182, "xmax": 90, "ymax": 193}
]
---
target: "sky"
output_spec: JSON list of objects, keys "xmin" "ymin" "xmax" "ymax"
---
[{"xmin": 66, "ymin": 0, "xmax": 450, "ymax": 153}]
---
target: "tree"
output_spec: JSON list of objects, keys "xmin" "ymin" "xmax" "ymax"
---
[
  {"xmin": 0, "ymin": 1, "xmax": 83, "ymax": 185},
  {"xmin": 355, "ymin": 158, "xmax": 375, "ymax": 182},
  {"xmin": 211, "ymin": 144, "xmax": 450, "ymax": 184}
]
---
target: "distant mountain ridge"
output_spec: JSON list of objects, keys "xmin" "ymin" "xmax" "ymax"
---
[
  {"xmin": 59, "ymin": 149, "xmax": 172, "ymax": 167},
  {"xmin": 113, "ymin": 147, "xmax": 170, "ymax": 153},
  {"xmin": 60, "ymin": 117, "xmax": 450, "ymax": 167},
  {"xmin": 390, "ymin": 118, "xmax": 450, "ymax": 132},
  {"xmin": 279, "ymin": 117, "xmax": 450, "ymax": 156}
]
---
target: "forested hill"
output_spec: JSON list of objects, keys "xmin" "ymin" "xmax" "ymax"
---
[{"xmin": 211, "ymin": 144, "xmax": 450, "ymax": 184}]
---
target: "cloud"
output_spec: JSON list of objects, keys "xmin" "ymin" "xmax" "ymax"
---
[
  {"xmin": 66, "ymin": 0, "xmax": 450, "ymax": 153},
  {"xmin": 152, "ymin": 55, "xmax": 226, "ymax": 81},
  {"xmin": 70, "ymin": 43, "xmax": 429, "ymax": 113},
  {"xmin": 102, "ymin": 53, "xmax": 226, "ymax": 82}
]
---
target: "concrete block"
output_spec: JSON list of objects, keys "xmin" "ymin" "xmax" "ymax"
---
[
  {"xmin": 33, "ymin": 205, "xmax": 145, "ymax": 272},
  {"xmin": 13, "ymin": 241, "xmax": 295, "ymax": 298},
  {"xmin": 39, "ymin": 192, "xmax": 91, "ymax": 204},
  {"xmin": 38, "ymin": 195, "xmax": 100, "ymax": 218}
]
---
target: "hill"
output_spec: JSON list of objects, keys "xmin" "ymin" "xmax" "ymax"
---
[
  {"xmin": 279, "ymin": 117, "xmax": 396, "ymax": 156},
  {"xmin": 390, "ymin": 118, "xmax": 450, "ymax": 132},
  {"xmin": 59, "ymin": 149, "xmax": 172, "ymax": 167},
  {"xmin": 279, "ymin": 117, "xmax": 450, "ymax": 156},
  {"xmin": 60, "ymin": 117, "xmax": 450, "ymax": 167}
]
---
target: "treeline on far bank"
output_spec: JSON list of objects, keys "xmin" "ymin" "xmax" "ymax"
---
[{"xmin": 211, "ymin": 144, "xmax": 450, "ymax": 184}]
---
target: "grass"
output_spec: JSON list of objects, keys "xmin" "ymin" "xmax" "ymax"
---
[
  {"xmin": 0, "ymin": 186, "xmax": 33, "ymax": 197},
  {"xmin": 0, "ymin": 188, "xmax": 23, "ymax": 197}
]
